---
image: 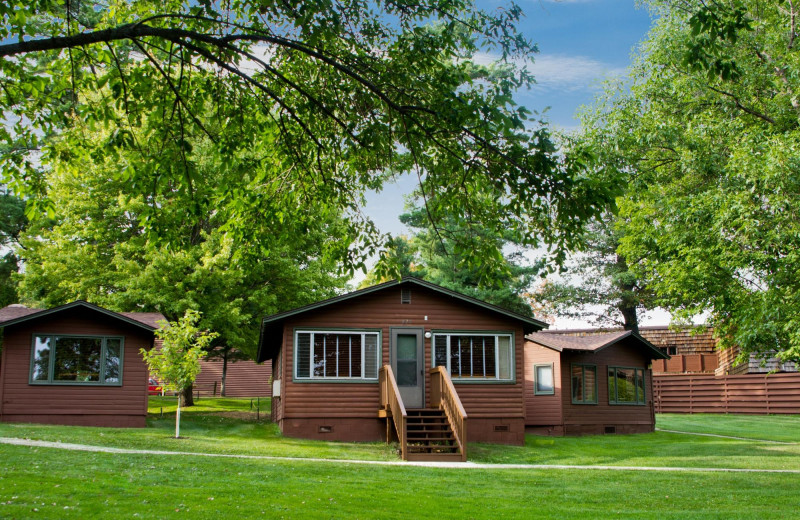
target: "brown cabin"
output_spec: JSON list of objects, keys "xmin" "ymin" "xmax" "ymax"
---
[
  {"xmin": 0, "ymin": 301, "xmax": 164, "ymax": 427},
  {"xmin": 256, "ymin": 278, "xmax": 547, "ymax": 461},
  {"xmin": 525, "ymin": 331, "xmax": 668, "ymax": 436}
]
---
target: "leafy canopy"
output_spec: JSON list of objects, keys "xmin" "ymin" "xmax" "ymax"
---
[
  {"xmin": 363, "ymin": 196, "xmax": 543, "ymax": 317},
  {"xmin": 579, "ymin": 0, "xmax": 800, "ymax": 361},
  {"xmin": 16, "ymin": 116, "xmax": 348, "ymax": 360},
  {"xmin": 1, "ymin": 0, "xmax": 610, "ymax": 276}
]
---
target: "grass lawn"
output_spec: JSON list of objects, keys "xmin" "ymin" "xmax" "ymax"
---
[
  {"xmin": 0, "ymin": 397, "xmax": 398, "ymax": 462},
  {"xmin": 656, "ymin": 413, "xmax": 800, "ymax": 442},
  {"xmin": 1, "ymin": 402, "xmax": 799, "ymax": 518}
]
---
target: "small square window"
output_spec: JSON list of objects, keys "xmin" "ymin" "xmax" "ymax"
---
[{"xmin": 534, "ymin": 364, "xmax": 554, "ymax": 395}]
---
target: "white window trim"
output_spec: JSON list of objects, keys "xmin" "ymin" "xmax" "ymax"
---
[
  {"xmin": 431, "ymin": 332, "xmax": 514, "ymax": 382},
  {"xmin": 293, "ymin": 329, "xmax": 381, "ymax": 381}
]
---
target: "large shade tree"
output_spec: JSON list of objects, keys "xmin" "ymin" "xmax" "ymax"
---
[
  {"xmin": 576, "ymin": 0, "xmax": 800, "ymax": 362},
  {"xmin": 17, "ymin": 117, "xmax": 349, "ymax": 402},
  {"xmin": 1, "ymin": 0, "xmax": 610, "ymax": 276}
]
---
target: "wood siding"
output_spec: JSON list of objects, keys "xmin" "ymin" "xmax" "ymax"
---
[
  {"xmin": 523, "ymin": 342, "xmax": 562, "ymax": 430},
  {"xmin": 194, "ymin": 359, "xmax": 272, "ymax": 397},
  {"xmin": 277, "ymin": 284, "xmax": 528, "ymax": 443},
  {"xmin": 560, "ymin": 337, "xmax": 655, "ymax": 435},
  {"xmin": 0, "ymin": 306, "xmax": 153, "ymax": 427},
  {"xmin": 654, "ymin": 373, "xmax": 800, "ymax": 414},
  {"xmin": 652, "ymin": 354, "xmax": 718, "ymax": 374}
]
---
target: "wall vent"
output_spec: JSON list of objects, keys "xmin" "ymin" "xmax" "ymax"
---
[
  {"xmin": 493, "ymin": 425, "xmax": 510, "ymax": 432},
  {"xmin": 604, "ymin": 426, "xmax": 616, "ymax": 434},
  {"xmin": 401, "ymin": 288, "xmax": 411, "ymax": 304},
  {"xmin": 318, "ymin": 425, "xmax": 333, "ymax": 433}
]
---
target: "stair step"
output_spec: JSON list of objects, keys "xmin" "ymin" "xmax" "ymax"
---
[{"xmin": 405, "ymin": 452, "xmax": 464, "ymax": 462}]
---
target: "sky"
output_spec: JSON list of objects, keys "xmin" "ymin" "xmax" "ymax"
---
[{"xmin": 361, "ymin": 0, "xmax": 672, "ymax": 328}]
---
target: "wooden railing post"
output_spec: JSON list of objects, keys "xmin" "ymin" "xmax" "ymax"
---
[{"xmin": 379, "ymin": 365, "xmax": 407, "ymax": 459}]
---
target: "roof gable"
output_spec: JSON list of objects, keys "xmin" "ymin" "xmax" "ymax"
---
[
  {"xmin": 0, "ymin": 301, "xmax": 165, "ymax": 332},
  {"xmin": 526, "ymin": 330, "xmax": 669, "ymax": 360},
  {"xmin": 257, "ymin": 278, "xmax": 548, "ymax": 362}
]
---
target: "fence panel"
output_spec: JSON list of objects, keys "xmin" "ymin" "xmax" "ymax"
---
[{"xmin": 653, "ymin": 373, "xmax": 800, "ymax": 414}]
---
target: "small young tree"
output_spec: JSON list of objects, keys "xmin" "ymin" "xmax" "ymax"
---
[{"xmin": 141, "ymin": 310, "xmax": 218, "ymax": 438}]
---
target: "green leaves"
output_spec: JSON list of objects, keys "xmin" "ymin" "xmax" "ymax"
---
[
  {"xmin": 142, "ymin": 309, "xmax": 218, "ymax": 394},
  {"xmin": 577, "ymin": 0, "xmax": 800, "ymax": 361},
  {"xmin": 0, "ymin": 0, "xmax": 605, "ymax": 283}
]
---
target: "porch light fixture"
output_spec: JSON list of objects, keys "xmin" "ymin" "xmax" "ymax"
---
[{"xmin": 424, "ymin": 331, "xmax": 432, "ymax": 339}]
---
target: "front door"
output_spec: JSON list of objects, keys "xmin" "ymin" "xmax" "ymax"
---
[{"xmin": 391, "ymin": 328, "xmax": 424, "ymax": 408}]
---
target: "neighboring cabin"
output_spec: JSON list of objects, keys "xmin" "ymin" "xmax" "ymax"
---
[
  {"xmin": 0, "ymin": 301, "xmax": 164, "ymax": 427},
  {"xmin": 195, "ymin": 358, "xmax": 272, "ymax": 397},
  {"xmin": 525, "ymin": 331, "xmax": 668, "ymax": 436}
]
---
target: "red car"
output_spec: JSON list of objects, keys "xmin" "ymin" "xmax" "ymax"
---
[{"xmin": 148, "ymin": 378, "xmax": 163, "ymax": 395}]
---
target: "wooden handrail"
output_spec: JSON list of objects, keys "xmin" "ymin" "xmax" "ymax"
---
[
  {"xmin": 379, "ymin": 365, "xmax": 407, "ymax": 459},
  {"xmin": 429, "ymin": 366, "xmax": 468, "ymax": 461}
]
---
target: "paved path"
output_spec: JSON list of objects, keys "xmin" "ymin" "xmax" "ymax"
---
[
  {"xmin": 655, "ymin": 428, "xmax": 797, "ymax": 444},
  {"xmin": 2, "ymin": 436, "xmax": 799, "ymax": 474}
]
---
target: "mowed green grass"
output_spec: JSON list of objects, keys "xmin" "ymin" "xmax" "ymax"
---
[
  {"xmin": 1, "ymin": 402, "xmax": 799, "ymax": 518},
  {"xmin": 0, "ymin": 397, "xmax": 398, "ymax": 462},
  {"xmin": 656, "ymin": 413, "xmax": 800, "ymax": 442},
  {"xmin": 1, "ymin": 443, "xmax": 799, "ymax": 519}
]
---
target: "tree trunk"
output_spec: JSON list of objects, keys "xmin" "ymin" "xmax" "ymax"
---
[
  {"xmin": 615, "ymin": 253, "xmax": 640, "ymax": 333},
  {"xmin": 182, "ymin": 383, "xmax": 194, "ymax": 407},
  {"xmin": 221, "ymin": 349, "xmax": 228, "ymax": 397},
  {"xmin": 620, "ymin": 304, "xmax": 640, "ymax": 333}
]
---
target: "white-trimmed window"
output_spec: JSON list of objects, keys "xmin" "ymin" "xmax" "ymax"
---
[
  {"xmin": 534, "ymin": 363, "xmax": 555, "ymax": 395},
  {"xmin": 294, "ymin": 330, "xmax": 380, "ymax": 380},
  {"xmin": 608, "ymin": 366, "xmax": 646, "ymax": 405},
  {"xmin": 432, "ymin": 332, "xmax": 513, "ymax": 381},
  {"xmin": 30, "ymin": 334, "xmax": 123, "ymax": 385}
]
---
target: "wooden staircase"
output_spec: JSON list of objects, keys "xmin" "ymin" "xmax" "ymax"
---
[
  {"xmin": 405, "ymin": 408, "xmax": 462, "ymax": 461},
  {"xmin": 379, "ymin": 365, "xmax": 467, "ymax": 462}
]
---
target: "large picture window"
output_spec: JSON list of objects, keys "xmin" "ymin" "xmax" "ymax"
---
[
  {"xmin": 432, "ymin": 332, "xmax": 513, "ymax": 381},
  {"xmin": 30, "ymin": 335, "xmax": 123, "ymax": 385},
  {"xmin": 294, "ymin": 330, "xmax": 380, "ymax": 381},
  {"xmin": 608, "ymin": 367, "xmax": 646, "ymax": 405},
  {"xmin": 571, "ymin": 364, "xmax": 597, "ymax": 404}
]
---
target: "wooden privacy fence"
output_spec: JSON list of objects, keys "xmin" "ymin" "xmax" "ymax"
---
[
  {"xmin": 653, "ymin": 373, "xmax": 800, "ymax": 414},
  {"xmin": 652, "ymin": 354, "xmax": 718, "ymax": 374}
]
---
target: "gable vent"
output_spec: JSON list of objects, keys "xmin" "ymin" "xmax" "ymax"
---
[{"xmin": 401, "ymin": 288, "xmax": 411, "ymax": 304}]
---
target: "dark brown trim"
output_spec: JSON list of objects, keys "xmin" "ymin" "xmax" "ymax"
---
[{"xmin": 0, "ymin": 333, "xmax": 7, "ymax": 420}]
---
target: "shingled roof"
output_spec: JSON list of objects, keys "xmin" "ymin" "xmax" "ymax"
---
[
  {"xmin": 0, "ymin": 301, "xmax": 166, "ymax": 331},
  {"xmin": 526, "ymin": 330, "xmax": 668, "ymax": 359}
]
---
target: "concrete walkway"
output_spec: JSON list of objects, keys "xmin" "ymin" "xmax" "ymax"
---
[{"xmin": 2, "ymin": 436, "xmax": 799, "ymax": 474}]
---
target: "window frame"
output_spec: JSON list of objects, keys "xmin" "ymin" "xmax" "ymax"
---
[
  {"xmin": 570, "ymin": 363, "xmax": 598, "ymax": 405},
  {"xmin": 292, "ymin": 328, "xmax": 382, "ymax": 383},
  {"xmin": 431, "ymin": 330, "xmax": 515, "ymax": 384},
  {"xmin": 608, "ymin": 366, "xmax": 647, "ymax": 405},
  {"xmin": 29, "ymin": 333, "xmax": 125, "ymax": 386},
  {"xmin": 533, "ymin": 363, "xmax": 555, "ymax": 395}
]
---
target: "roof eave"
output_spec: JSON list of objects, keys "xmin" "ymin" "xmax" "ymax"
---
[{"xmin": 0, "ymin": 300, "xmax": 158, "ymax": 332}]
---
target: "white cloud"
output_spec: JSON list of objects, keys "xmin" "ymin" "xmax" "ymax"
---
[
  {"xmin": 472, "ymin": 52, "xmax": 625, "ymax": 93},
  {"xmin": 530, "ymin": 54, "xmax": 625, "ymax": 91}
]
